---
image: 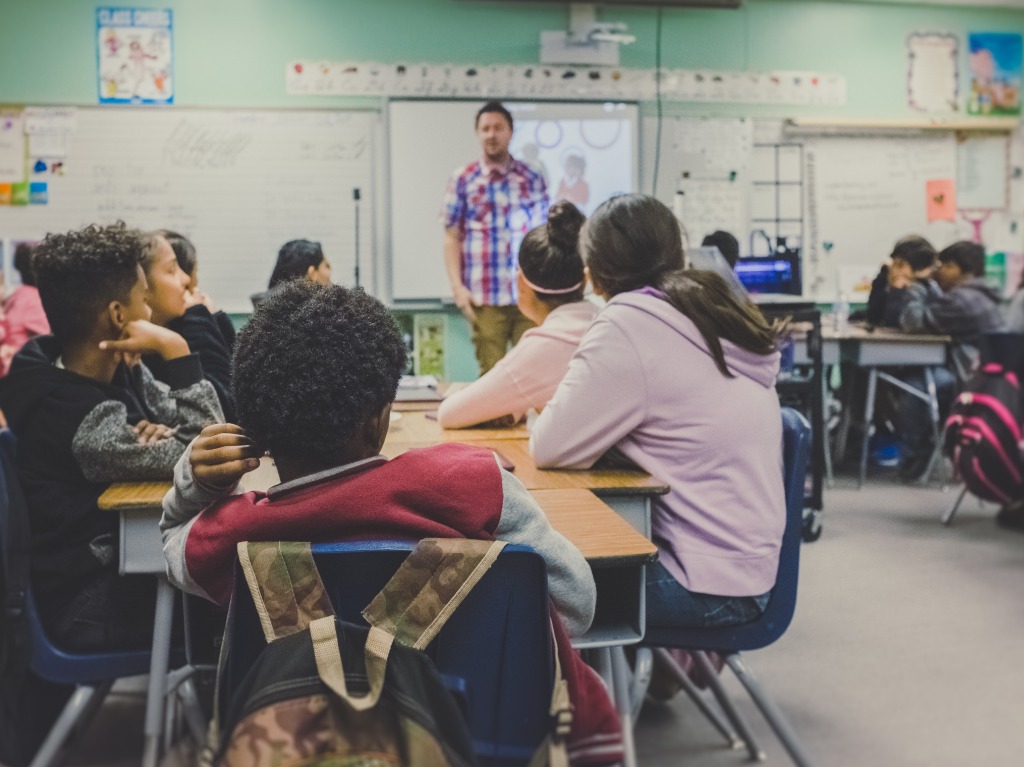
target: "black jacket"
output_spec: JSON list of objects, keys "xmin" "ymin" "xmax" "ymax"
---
[
  {"xmin": 0, "ymin": 337, "xmax": 220, "ymax": 615},
  {"xmin": 144, "ymin": 305, "xmax": 236, "ymax": 422}
]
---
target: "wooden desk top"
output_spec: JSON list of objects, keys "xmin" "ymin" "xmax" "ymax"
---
[
  {"xmin": 100, "ymin": 483, "xmax": 656, "ymax": 565},
  {"xmin": 385, "ymin": 410, "xmax": 528, "ymax": 444},
  {"xmin": 533, "ymin": 489, "xmax": 657, "ymax": 564},
  {"xmin": 821, "ymin": 324, "xmax": 950, "ymax": 344},
  {"xmin": 383, "ymin": 439, "xmax": 669, "ymax": 495}
]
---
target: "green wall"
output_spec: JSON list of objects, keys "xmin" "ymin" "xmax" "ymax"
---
[{"xmin": 2, "ymin": 0, "xmax": 1021, "ymax": 378}]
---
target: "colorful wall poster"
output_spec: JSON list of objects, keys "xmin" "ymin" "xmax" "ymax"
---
[
  {"xmin": 926, "ymin": 178, "xmax": 957, "ymax": 221},
  {"xmin": 414, "ymin": 314, "xmax": 446, "ymax": 378},
  {"xmin": 97, "ymin": 8, "xmax": 174, "ymax": 104},
  {"xmin": 968, "ymin": 32, "xmax": 1021, "ymax": 116}
]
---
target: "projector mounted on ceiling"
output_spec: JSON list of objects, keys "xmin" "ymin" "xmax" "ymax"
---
[{"xmin": 540, "ymin": 4, "xmax": 637, "ymax": 67}]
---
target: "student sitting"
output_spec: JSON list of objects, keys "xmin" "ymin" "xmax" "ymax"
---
[
  {"xmin": 438, "ymin": 201, "xmax": 597, "ymax": 428},
  {"xmin": 161, "ymin": 281, "xmax": 622, "ymax": 763},
  {"xmin": 701, "ymin": 230, "xmax": 740, "ymax": 270},
  {"xmin": 158, "ymin": 229, "xmax": 237, "ymax": 350},
  {"xmin": 531, "ymin": 194, "xmax": 786, "ymax": 633},
  {"xmin": 0, "ymin": 223, "xmax": 223, "ymax": 651},
  {"xmin": 0, "ymin": 242, "xmax": 50, "ymax": 375},
  {"xmin": 143, "ymin": 232, "xmax": 237, "ymax": 421},
  {"xmin": 250, "ymin": 238, "xmax": 332, "ymax": 309},
  {"xmin": 895, "ymin": 240, "xmax": 1006, "ymax": 477},
  {"xmin": 1005, "ymin": 267, "xmax": 1024, "ymax": 334},
  {"xmin": 862, "ymin": 235, "xmax": 938, "ymax": 327}
]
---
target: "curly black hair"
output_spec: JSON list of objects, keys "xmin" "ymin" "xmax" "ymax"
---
[
  {"xmin": 232, "ymin": 280, "xmax": 407, "ymax": 467},
  {"xmin": 33, "ymin": 222, "xmax": 145, "ymax": 344}
]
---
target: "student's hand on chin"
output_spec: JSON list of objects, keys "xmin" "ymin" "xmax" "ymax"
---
[
  {"xmin": 191, "ymin": 423, "xmax": 263, "ymax": 492},
  {"xmin": 100, "ymin": 320, "xmax": 190, "ymax": 361}
]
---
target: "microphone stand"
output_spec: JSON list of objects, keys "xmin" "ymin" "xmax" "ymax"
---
[{"xmin": 353, "ymin": 187, "xmax": 361, "ymax": 290}]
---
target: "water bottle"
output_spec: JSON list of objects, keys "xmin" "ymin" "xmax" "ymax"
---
[{"xmin": 833, "ymin": 292, "xmax": 850, "ymax": 334}]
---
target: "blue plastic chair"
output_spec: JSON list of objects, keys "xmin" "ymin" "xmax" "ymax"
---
[
  {"xmin": 0, "ymin": 429, "xmax": 187, "ymax": 767},
  {"xmin": 643, "ymin": 407, "xmax": 814, "ymax": 767},
  {"xmin": 223, "ymin": 541, "xmax": 555, "ymax": 767}
]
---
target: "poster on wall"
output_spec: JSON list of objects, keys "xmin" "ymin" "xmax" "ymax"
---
[
  {"xmin": 967, "ymin": 32, "xmax": 1021, "ymax": 116},
  {"xmin": 96, "ymin": 8, "xmax": 174, "ymax": 105},
  {"xmin": 907, "ymin": 33, "xmax": 958, "ymax": 112}
]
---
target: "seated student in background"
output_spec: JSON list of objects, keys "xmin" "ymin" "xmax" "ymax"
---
[
  {"xmin": 896, "ymin": 240, "xmax": 1006, "ymax": 478},
  {"xmin": 161, "ymin": 280, "xmax": 622, "ymax": 761},
  {"xmin": 143, "ymin": 232, "xmax": 237, "ymax": 421},
  {"xmin": 861, "ymin": 235, "xmax": 937, "ymax": 327},
  {"xmin": 700, "ymin": 230, "xmax": 740, "ymax": 271},
  {"xmin": 158, "ymin": 229, "xmax": 236, "ymax": 350},
  {"xmin": 531, "ymin": 194, "xmax": 786, "ymax": 636},
  {"xmin": 438, "ymin": 201, "xmax": 597, "ymax": 429},
  {"xmin": 250, "ymin": 238, "xmax": 331, "ymax": 309},
  {"xmin": 0, "ymin": 223, "xmax": 223, "ymax": 651},
  {"xmin": 0, "ymin": 242, "xmax": 50, "ymax": 375}
]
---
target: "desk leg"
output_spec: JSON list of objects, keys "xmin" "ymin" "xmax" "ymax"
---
[
  {"xmin": 859, "ymin": 368, "xmax": 878, "ymax": 488},
  {"xmin": 142, "ymin": 575, "xmax": 175, "ymax": 767},
  {"xmin": 611, "ymin": 646, "xmax": 638, "ymax": 767},
  {"xmin": 920, "ymin": 366, "xmax": 942, "ymax": 485}
]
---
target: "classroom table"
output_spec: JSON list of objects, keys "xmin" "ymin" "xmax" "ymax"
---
[
  {"xmin": 385, "ymin": 409, "xmax": 529, "ymax": 442},
  {"xmin": 101, "ymin": 475, "xmax": 658, "ymax": 767},
  {"xmin": 794, "ymin": 324, "xmax": 950, "ymax": 486}
]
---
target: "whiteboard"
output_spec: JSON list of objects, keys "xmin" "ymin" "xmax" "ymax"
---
[
  {"xmin": 803, "ymin": 135, "xmax": 958, "ymax": 301},
  {"xmin": 387, "ymin": 99, "xmax": 639, "ymax": 302},
  {"xmin": 0, "ymin": 108, "xmax": 375, "ymax": 313}
]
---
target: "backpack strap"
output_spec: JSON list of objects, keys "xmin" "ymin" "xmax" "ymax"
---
[
  {"xmin": 362, "ymin": 538, "xmax": 506, "ymax": 650},
  {"xmin": 237, "ymin": 541, "xmax": 334, "ymax": 642},
  {"xmin": 526, "ymin": 625, "xmax": 571, "ymax": 767},
  {"xmin": 309, "ymin": 617, "xmax": 394, "ymax": 711}
]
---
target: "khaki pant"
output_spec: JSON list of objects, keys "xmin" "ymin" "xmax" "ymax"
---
[{"xmin": 471, "ymin": 305, "xmax": 535, "ymax": 374}]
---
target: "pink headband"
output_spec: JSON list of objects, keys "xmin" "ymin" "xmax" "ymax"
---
[{"xmin": 520, "ymin": 270, "xmax": 583, "ymax": 295}]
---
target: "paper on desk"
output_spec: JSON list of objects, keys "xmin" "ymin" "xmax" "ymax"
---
[{"xmin": 399, "ymin": 374, "xmax": 438, "ymax": 389}]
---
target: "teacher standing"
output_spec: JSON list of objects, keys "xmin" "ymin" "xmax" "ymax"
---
[{"xmin": 442, "ymin": 101, "xmax": 549, "ymax": 373}]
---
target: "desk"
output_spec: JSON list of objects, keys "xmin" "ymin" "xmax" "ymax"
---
[
  {"xmin": 102, "ymin": 478, "xmax": 657, "ymax": 767},
  {"xmin": 796, "ymin": 325, "xmax": 950, "ymax": 485},
  {"xmin": 386, "ymin": 410, "xmax": 529, "ymax": 443}
]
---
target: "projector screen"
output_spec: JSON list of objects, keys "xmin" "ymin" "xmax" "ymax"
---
[{"xmin": 387, "ymin": 99, "xmax": 639, "ymax": 302}]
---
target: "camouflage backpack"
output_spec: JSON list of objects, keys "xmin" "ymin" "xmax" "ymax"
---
[{"xmin": 206, "ymin": 538, "xmax": 571, "ymax": 767}]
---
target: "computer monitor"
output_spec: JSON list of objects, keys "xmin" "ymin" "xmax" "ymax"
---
[{"xmin": 735, "ymin": 256, "xmax": 802, "ymax": 295}]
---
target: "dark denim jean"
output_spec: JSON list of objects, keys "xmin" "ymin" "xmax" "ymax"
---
[
  {"xmin": 645, "ymin": 560, "xmax": 770, "ymax": 630},
  {"xmin": 45, "ymin": 571, "xmax": 159, "ymax": 652}
]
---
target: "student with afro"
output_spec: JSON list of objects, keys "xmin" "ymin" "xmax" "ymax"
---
[{"xmin": 161, "ymin": 280, "xmax": 624, "ymax": 762}]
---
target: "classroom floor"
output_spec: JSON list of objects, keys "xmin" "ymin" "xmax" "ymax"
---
[{"xmin": 65, "ymin": 472, "xmax": 1024, "ymax": 767}]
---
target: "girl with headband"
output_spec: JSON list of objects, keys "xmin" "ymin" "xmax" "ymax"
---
[{"xmin": 437, "ymin": 201, "xmax": 598, "ymax": 429}]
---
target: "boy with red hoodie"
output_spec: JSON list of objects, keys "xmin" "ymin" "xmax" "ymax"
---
[{"xmin": 160, "ymin": 280, "xmax": 623, "ymax": 765}]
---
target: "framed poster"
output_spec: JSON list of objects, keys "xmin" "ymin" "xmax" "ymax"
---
[{"xmin": 97, "ymin": 8, "xmax": 174, "ymax": 105}]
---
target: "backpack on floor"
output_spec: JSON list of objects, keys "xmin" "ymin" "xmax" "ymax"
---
[
  {"xmin": 206, "ymin": 539, "xmax": 571, "ymax": 767},
  {"xmin": 943, "ymin": 363, "xmax": 1024, "ymax": 505}
]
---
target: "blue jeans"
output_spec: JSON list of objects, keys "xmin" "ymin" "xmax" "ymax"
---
[{"xmin": 645, "ymin": 561, "xmax": 770, "ymax": 629}]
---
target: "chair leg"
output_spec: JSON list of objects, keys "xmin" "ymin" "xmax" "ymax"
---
[
  {"xmin": 176, "ymin": 677, "xmax": 208, "ymax": 746},
  {"xmin": 725, "ymin": 654, "xmax": 815, "ymax": 767},
  {"xmin": 609, "ymin": 647, "xmax": 638, "ymax": 767},
  {"xmin": 630, "ymin": 648, "xmax": 653, "ymax": 720},
  {"xmin": 942, "ymin": 486, "xmax": 969, "ymax": 526},
  {"xmin": 30, "ymin": 681, "xmax": 113, "ymax": 767},
  {"xmin": 693, "ymin": 651, "xmax": 766, "ymax": 762},
  {"xmin": 652, "ymin": 649, "xmax": 741, "ymax": 749}
]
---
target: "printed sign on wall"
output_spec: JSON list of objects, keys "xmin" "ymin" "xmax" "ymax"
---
[{"xmin": 97, "ymin": 8, "xmax": 174, "ymax": 105}]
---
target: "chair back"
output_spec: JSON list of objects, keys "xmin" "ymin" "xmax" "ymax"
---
[
  {"xmin": 645, "ymin": 406, "xmax": 811, "ymax": 652},
  {"xmin": 0, "ymin": 429, "xmax": 154, "ymax": 684},
  {"xmin": 223, "ymin": 541, "xmax": 554, "ymax": 767}
]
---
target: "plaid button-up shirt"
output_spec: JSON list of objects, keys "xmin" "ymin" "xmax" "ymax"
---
[{"xmin": 441, "ymin": 157, "xmax": 548, "ymax": 306}]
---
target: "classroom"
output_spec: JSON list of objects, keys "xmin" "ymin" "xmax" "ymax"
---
[{"xmin": 1, "ymin": 1, "xmax": 1023, "ymax": 766}]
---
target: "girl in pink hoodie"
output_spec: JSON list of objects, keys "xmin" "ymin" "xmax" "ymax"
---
[
  {"xmin": 438, "ymin": 201, "xmax": 598, "ymax": 428},
  {"xmin": 531, "ymin": 194, "xmax": 786, "ymax": 631}
]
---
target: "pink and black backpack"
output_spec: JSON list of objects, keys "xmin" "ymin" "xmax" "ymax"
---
[{"xmin": 943, "ymin": 363, "xmax": 1024, "ymax": 505}]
